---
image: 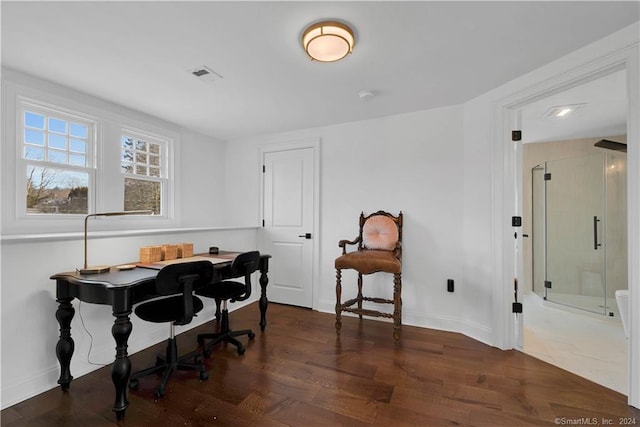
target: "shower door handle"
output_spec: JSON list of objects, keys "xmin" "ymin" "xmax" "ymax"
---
[{"xmin": 593, "ymin": 216, "xmax": 602, "ymax": 250}]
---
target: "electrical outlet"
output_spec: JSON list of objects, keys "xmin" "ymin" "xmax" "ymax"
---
[{"xmin": 447, "ymin": 279, "xmax": 454, "ymax": 292}]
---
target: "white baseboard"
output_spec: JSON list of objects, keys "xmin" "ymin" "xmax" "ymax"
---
[{"xmin": 316, "ymin": 298, "xmax": 494, "ymax": 348}]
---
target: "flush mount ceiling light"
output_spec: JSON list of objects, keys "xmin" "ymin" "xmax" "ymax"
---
[
  {"xmin": 302, "ymin": 21, "xmax": 354, "ymax": 62},
  {"xmin": 544, "ymin": 103, "xmax": 587, "ymax": 118}
]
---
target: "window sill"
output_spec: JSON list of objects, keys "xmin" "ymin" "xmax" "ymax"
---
[{"xmin": 0, "ymin": 225, "xmax": 260, "ymax": 244}]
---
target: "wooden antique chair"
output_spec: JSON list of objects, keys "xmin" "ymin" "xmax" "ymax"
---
[{"xmin": 334, "ymin": 210, "xmax": 403, "ymax": 345}]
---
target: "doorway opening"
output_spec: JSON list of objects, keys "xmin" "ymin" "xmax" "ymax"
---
[{"xmin": 518, "ymin": 69, "xmax": 628, "ymax": 393}]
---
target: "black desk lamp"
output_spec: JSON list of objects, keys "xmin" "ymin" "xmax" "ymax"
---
[{"xmin": 79, "ymin": 210, "xmax": 152, "ymax": 274}]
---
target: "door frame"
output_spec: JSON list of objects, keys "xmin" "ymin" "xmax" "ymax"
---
[
  {"xmin": 492, "ymin": 45, "xmax": 639, "ymax": 407},
  {"xmin": 259, "ymin": 137, "xmax": 321, "ymax": 309}
]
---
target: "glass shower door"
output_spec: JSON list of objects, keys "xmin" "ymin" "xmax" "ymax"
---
[{"xmin": 545, "ymin": 153, "xmax": 606, "ymax": 314}]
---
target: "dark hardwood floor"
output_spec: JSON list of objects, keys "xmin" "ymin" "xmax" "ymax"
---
[{"xmin": 3, "ymin": 302, "xmax": 639, "ymax": 426}]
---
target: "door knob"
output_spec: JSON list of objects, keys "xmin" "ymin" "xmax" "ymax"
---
[{"xmin": 298, "ymin": 233, "xmax": 312, "ymax": 239}]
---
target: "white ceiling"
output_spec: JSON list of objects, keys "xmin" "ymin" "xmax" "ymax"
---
[
  {"xmin": 521, "ymin": 69, "xmax": 628, "ymax": 144},
  {"xmin": 2, "ymin": 1, "xmax": 638, "ymax": 141}
]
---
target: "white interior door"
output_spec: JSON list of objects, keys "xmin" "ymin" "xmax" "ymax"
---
[{"xmin": 262, "ymin": 146, "xmax": 315, "ymax": 307}]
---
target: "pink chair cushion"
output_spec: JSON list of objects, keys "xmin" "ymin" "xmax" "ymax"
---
[{"xmin": 362, "ymin": 215, "xmax": 399, "ymax": 251}]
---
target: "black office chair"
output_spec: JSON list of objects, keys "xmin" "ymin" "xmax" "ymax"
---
[
  {"xmin": 129, "ymin": 261, "xmax": 213, "ymax": 398},
  {"xmin": 196, "ymin": 251, "xmax": 260, "ymax": 356}
]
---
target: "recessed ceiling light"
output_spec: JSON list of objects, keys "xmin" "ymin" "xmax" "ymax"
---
[{"xmin": 544, "ymin": 103, "xmax": 586, "ymax": 118}]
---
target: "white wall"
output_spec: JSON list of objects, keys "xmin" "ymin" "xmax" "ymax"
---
[
  {"xmin": 179, "ymin": 129, "xmax": 228, "ymax": 227},
  {"xmin": 225, "ymin": 105, "xmax": 487, "ymax": 339},
  {"xmin": 460, "ymin": 95, "xmax": 495, "ymax": 340}
]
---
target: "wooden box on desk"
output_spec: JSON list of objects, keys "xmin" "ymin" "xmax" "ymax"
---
[
  {"xmin": 139, "ymin": 246, "xmax": 162, "ymax": 263},
  {"xmin": 161, "ymin": 244, "xmax": 178, "ymax": 261},
  {"xmin": 176, "ymin": 243, "xmax": 193, "ymax": 258}
]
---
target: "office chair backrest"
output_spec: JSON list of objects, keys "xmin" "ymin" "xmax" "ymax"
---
[
  {"xmin": 228, "ymin": 251, "xmax": 260, "ymax": 302},
  {"xmin": 156, "ymin": 260, "xmax": 214, "ymax": 325}
]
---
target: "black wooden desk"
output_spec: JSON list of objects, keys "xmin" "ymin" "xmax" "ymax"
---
[{"xmin": 51, "ymin": 251, "xmax": 270, "ymax": 420}]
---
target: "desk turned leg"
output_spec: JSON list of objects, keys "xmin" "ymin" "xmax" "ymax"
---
[
  {"xmin": 55, "ymin": 297, "xmax": 75, "ymax": 391},
  {"xmin": 111, "ymin": 310, "xmax": 132, "ymax": 420},
  {"xmin": 259, "ymin": 259, "xmax": 269, "ymax": 331}
]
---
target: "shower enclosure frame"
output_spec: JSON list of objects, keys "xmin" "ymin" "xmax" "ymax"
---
[{"xmin": 531, "ymin": 150, "xmax": 627, "ymax": 317}]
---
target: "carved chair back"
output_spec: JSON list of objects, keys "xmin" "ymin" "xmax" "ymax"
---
[{"xmin": 357, "ymin": 211, "xmax": 403, "ymax": 260}]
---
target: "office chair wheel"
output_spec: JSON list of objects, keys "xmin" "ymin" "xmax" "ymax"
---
[
  {"xmin": 128, "ymin": 378, "xmax": 139, "ymax": 390},
  {"xmin": 154, "ymin": 387, "xmax": 164, "ymax": 398},
  {"xmin": 237, "ymin": 345, "xmax": 245, "ymax": 356},
  {"xmin": 248, "ymin": 331, "xmax": 255, "ymax": 340},
  {"xmin": 200, "ymin": 370, "xmax": 209, "ymax": 381}
]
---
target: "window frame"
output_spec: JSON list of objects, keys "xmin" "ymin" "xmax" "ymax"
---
[
  {"xmin": 119, "ymin": 128, "xmax": 170, "ymax": 217},
  {"xmin": 17, "ymin": 99, "xmax": 98, "ymax": 220}
]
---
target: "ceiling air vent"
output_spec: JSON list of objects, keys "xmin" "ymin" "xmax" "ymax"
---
[{"xmin": 190, "ymin": 66, "xmax": 223, "ymax": 83}]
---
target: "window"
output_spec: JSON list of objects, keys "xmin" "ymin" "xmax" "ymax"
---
[
  {"xmin": 20, "ymin": 104, "xmax": 95, "ymax": 216},
  {"xmin": 3, "ymin": 77, "xmax": 178, "ymax": 235},
  {"xmin": 120, "ymin": 133, "xmax": 166, "ymax": 215}
]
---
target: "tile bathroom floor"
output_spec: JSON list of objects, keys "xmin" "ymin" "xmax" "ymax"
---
[{"xmin": 522, "ymin": 292, "xmax": 628, "ymax": 394}]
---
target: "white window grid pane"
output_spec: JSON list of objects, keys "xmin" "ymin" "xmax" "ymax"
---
[
  {"xmin": 22, "ymin": 109, "xmax": 90, "ymax": 168},
  {"xmin": 69, "ymin": 138, "xmax": 86, "ymax": 154},
  {"xmin": 24, "ymin": 129, "xmax": 45, "ymax": 145},
  {"xmin": 121, "ymin": 135, "xmax": 164, "ymax": 178},
  {"xmin": 24, "ymin": 111, "xmax": 45, "ymax": 129},
  {"xmin": 48, "ymin": 149, "xmax": 68, "ymax": 164},
  {"xmin": 24, "ymin": 145, "xmax": 45, "ymax": 161},
  {"xmin": 69, "ymin": 154, "xmax": 86, "ymax": 167}
]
